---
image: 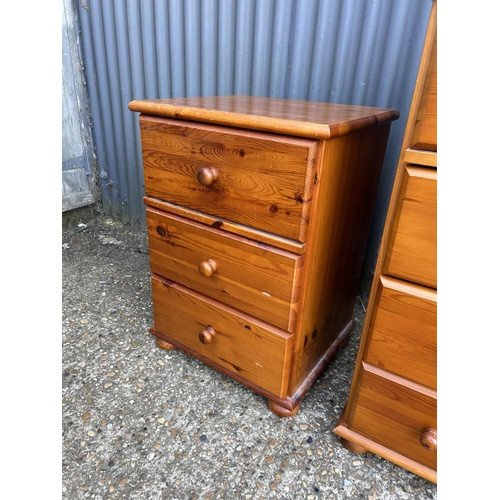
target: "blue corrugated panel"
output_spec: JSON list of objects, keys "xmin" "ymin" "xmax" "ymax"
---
[{"xmin": 76, "ymin": 0, "xmax": 433, "ymax": 291}]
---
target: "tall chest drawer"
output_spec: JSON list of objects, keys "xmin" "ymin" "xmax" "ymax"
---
[
  {"xmin": 364, "ymin": 276, "xmax": 437, "ymax": 390},
  {"xmin": 139, "ymin": 115, "xmax": 319, "ymax": 242},
  {"xmin": 351, "ymin": 364, "xmax": 437, "ymax": 471},
  {"xmin": 384, "ymin": 166, "xmax": 437, "ymax": 289}
]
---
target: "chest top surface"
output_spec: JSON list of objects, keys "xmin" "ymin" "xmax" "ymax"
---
[{"xmin": 129, "ymin": 95, "xmax": 399, "ymax": 139}]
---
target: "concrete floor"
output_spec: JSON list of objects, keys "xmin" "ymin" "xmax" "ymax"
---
[{"xmin": 62, "ymin": 210, "xmax": 438, "ymax": 499}]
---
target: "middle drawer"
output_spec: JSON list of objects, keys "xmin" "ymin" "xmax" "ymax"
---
[{"xmin": 146, "ymin": 207, "xmax": 303, "ymax": 333}]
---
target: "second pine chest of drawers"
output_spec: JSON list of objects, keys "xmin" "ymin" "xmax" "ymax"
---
[
  {"xmin": 334, "ymin": 1, "xmax": 437, "ymax": 482},
  {"xmin": 129, "ymin": 96, "xmax": 399, "ymax": 416}
]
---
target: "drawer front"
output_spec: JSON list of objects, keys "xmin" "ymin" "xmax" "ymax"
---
[
  {"xmin": 147, "ymin": 207, "xmax": 303, "ymax": 333},
  {"xmin": 139, "ymin": 115, "xmax": 318, "ymax": 242},
  {"xmin": 351, "ymin": 364, "xmax": 437, "ymax": 470},
  {"xmin": 365, "ymin": 276, "xmax": 436, "ymax": 389},
  {"xmin": 151, "ymin": 275, "xmax": 294, "ymax": 398},
  {"xmin": 384, "ymin": 166, "xmax": 437, "ymax": 289}
]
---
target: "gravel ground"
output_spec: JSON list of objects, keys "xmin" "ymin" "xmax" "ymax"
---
[{"xmin": 61, "ymin": 212, "xmax": 438, "ymax": 499}]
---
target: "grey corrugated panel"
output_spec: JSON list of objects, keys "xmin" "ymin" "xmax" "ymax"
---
[
  {"xmin": 185, "ymin": 0, "xmax": 202, "ymax": 96},
  {"xmin": 76, "ymin": 0, "xmax": 433, "ymax": 289},
  {"xmin": 168, "ymin": 0, "xmax": 187, "ymax": 97},
  {"xmin": 141, "ymin": 0, "xmax": 159, "ymax": 98},
  {"xmin": 114, "ymin": 1, "xmax": 142, "ymax": 221},
  {"xmin": 234, "ymin": 0, "xmax": 255, "ymax": 94},
  {"xmin": 217, "ymin": 1, "xmax": 236, "ymax": 95},
  {"xmin": 126, "ymin": 0, "xmax": 151, "ymax": 221},
  {"xmin": 200, "ymin": 0, "xmax": 218, "ymax": 95},
  {"xmin": 154, "ymin": 1, "xmax": 172, "ymax": 97},
  {"xmin": 268, "ymin": 0, "xmax": 293, "ymax": 97},
  {"xmin": 306, "ymin": 0, "xmax": 341, "ymax": 102},
  {"xmin": 102, "ymin": 2, "xmax": 130, "ymax": 213},
  {"xmin": 285, "ymin": 0, "xmax": 319, "ymax": 99},
  {"xmin": 252, "ymin": 0, "xmax": 273, "ymax": 95}
]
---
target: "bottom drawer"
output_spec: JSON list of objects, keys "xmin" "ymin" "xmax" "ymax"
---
[
  {"xmin": 151, "ymin": 274, "xmax": 294, "ymax": 398},
  {"xmin": 350, "ymin": 363, "xmax": 437, "ymax": 470}
]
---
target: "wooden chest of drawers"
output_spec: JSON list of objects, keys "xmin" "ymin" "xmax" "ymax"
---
[
  {"xmin": 129, "ymin": 95, "xmax": 399, "ymax": 416},
  {"xmin": 334, "ymin": 1, "xmax": 437, "ymax": 483}
]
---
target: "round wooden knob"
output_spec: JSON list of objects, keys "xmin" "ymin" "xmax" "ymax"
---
[
  {"xmin": 199, "ymin": 326, "xmax": 216, "ymax": 344},
  {"xmin": 197, "ymin": 167, "xmax": 218, "ymax": 186},
  {"xmin": 198, "ymin": 259, "xmax": 217, "ymax": 277},
  {"xmin": 420, "ymin": 428, "xmax": 437, "ymax": 451}
]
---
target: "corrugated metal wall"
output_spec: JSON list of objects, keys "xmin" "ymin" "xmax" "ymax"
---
[{"xmin": 76, "ymin": 0, "xmax": 433, "ymax": 293}]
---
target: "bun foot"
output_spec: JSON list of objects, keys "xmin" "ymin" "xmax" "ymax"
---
[
  {"xmin": 268, "ymin": 399, "xmax": 300, "ymax": 417},
  {"xmin": 155, "ymin": 337, "xmax": 176, "ymax": 351},
  {"xmin": 340, "ymin": 437, "xmax": 368, "ymax": 454}
]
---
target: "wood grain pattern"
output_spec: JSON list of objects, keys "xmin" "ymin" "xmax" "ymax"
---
[
  {"xmin": 146, "ymin": 206, "xmax": 303, "ymax": 332},
  {"xmin": 364, "ymin": 276, "xmax": 436, "ymax": 389},
  {"xmin": 404, "ymin": 149, "xmax": 437, "ymax": 167},
  {"xmin": 139, "ymin": 115, "xmax": 318, "ymax": 242},
  {"xmin": 350, "ymin": 363, "xmax": 437, "ymax": 470},
  {"xmin": 130, "ymin": 95, "xmax": 399, "ymax": 140},
  {"xmin": 384, "ymin": 166, "xmax": 437, "ymax": 289},
  {"xmin": 151, "ymin": 275, "xmax": 294, "ymax": 398},
  {"xmin": 144, "ymin": 197, "xmax": 306, "ymax": 255},
  {"xmin": 288, "ymin": 124, "xmax": 392, "ymax": 395}
]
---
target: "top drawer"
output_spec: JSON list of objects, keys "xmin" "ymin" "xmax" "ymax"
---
[{"xmin": 139, "ymin": 116, "xmax": 319, "ymax": 242}]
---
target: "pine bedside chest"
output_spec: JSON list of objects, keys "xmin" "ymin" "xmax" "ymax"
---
[{"xmin": 129, "ymin": 96, "xmax": 399, "ymax": 416}]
